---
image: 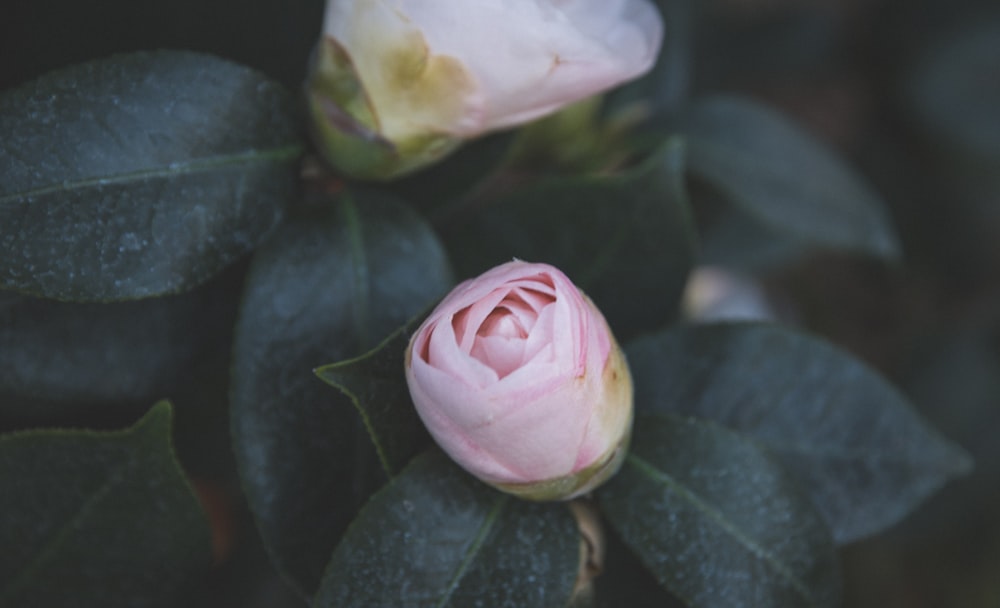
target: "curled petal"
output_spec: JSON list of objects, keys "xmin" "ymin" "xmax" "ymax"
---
[{"xmin": 405, "ymin": 261, "xmax": 633, "ymax": 499}]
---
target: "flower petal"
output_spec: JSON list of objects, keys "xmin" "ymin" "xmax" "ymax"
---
[
  {"xmin": 471, "ymin": 333, "xmax": 527, "ymax": 379},
  {"xmin": 391, "ymin": 0, "xmax": 663, "ymax": 132}
]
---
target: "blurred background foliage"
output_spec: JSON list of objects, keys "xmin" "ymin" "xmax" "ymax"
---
[{"xmin": 2, "ymin": 0, "xmax": 1000, "ymax": 606}]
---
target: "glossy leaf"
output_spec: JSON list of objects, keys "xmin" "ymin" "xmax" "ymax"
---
[
  {"xmin": 599, "ymin": 414, "xmax": 841, "ymax": 608},
  {"xmin": 443, "ymin": 139, "xmax": 697, "ymax": 340},
  {"xmin": 682, "ymin": 95, "xmax": 899, "ymax": 260},
  {"xmin": 315, "ymin": 314, "xmax": 429, "ymax": 477},
  {"xmin": 313, "ymin": 451, "xmax": 580, "ymax": 608},
  {"xmin": 0, "ymin": 50, "xmax": 302, "ymax": 301},
  {"xmin": 626, "ymin": 322, "xmax": 974, "ymax": 543},
  {"xmin": 0, "ymin": 264, "xmax": 243, "ymax": 425},
  {"xmin": 0, "ymin": 402, "xmax": 212, "ymax": 607},
  {"xmin": 229, "ymin": 190, "xmax": 453, "ymax": 597}
]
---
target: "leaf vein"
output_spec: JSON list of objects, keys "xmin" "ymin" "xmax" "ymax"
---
[
  {"xmin": 434, "ymin": 496, "xmax": 507, "ymax": 608},
  {"xmin": 0, "ymin": 144, "xmax": 302, "ymax": 205},
  {"xmin": 627, "ymin": 454, "xmax": 819, "ymax": 606},
  {"xmin": 340, "ymin": 194, "xmax": 371, "ymax": 350},
  {"xmin": 0, "ymin": 459, "xmax": 130, "ymax": 602}
]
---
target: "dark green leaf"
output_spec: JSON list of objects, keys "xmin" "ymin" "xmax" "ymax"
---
[
  {"xmin": 0, "ymin": 401, "xmax": 212, "ymax": 607},
  {"xmin": 599, "ymin": 414, "xmax": 841, "ymax": 608},
  {"xmin": 696, "ymin": 202, "xmax": 810, "ymax": 272},
  {"xmin": 905, "ymin": 18, "xmax": 1000, "ymax": 164},
  {"xmin": 626, "ymin": 322, "xmax": 974, "ymax": 543},
  {"xmin": 889, "ymin": 332, "xmax": 1000, "ymax": 540},
  {"xmin": 0, "ymin": 50, "xmax": 302, "ymax": 301},
  {"xmin": 0, "ymin": 263, "xmax": 243, "ymax": 425},
  {"xmin": 682, "ymin": 95, "xmax": 899, "ymax": 260},
  {"xmin": 443, "ymin": 139, "xmax": 697, "ymax": 341},
  {"xmin": 230, "ymin": 190, "xmax": 453, "ymax": 597},
  {"xmin": 389, "ymin": 132, "xmax": 515, "ymax": 215},
  {"xmin": 315, "ymin": 314, "xmax": 429, "ymax": 477},
  {"xmin": 313, "ymin": 451, "xmax": 580, "ymax": 608},
  {"xmin": 594, "ymin": 524, "xmax": 685, "ymax": 608}
]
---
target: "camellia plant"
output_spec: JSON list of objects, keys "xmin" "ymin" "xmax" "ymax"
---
[{"xmin": 1, "ymin": 0, "xmax": 992, "ymax": 607}]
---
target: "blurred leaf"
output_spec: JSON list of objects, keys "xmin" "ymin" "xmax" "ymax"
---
[
  {"xmin": 443, "ymin": 139, "xmax": 697, "ymax": 341},
  {"xmin": 599, "ymin": 414, "xmax": 841, "ymax": 608},
  {"xmin": 608, "ymin": 0, "xmax": 693, "ymax": 118},
  {"xmin": 0, "ymin": 264, "xmax": 243, "ymax": 425},
  {"xmin": 0, "ymin": 50, "xmax": 302, "ymax": 301},
  {"xmin": 389, "ymin": 132, "xmax": 515, "ymax": 214},
  {"xmin": 895, "ymin": 332, "xmax": 1000, "ymax": 539},
  {"xmin": 315, "ymin": 314, "xmax": 428, "ymax": 477},
  {"xmin": 0, "ymin": 401, "xmax": 212, "ymax": 607},
  {"xmin": 693, "ymin": 8, "xmax": 843, "ymax": 91},
  {"xmin": 312, "ymin": 451, "xmax": 579, "ymax": 608},
  {"xmin": 905, "ymin": 18, "xmax": 1000, "ymax": 163},
  {"xmin": 230, "ymin": 190, "xmax": 453, "ymax": 597},
  {"xmin": 682, "ymin": 95, "xmax": 900, "ymax": 260},
  {"xmin": 649, "ymin": 0, "xmax": 694, "ymax": 113},
  {"xmin": 696, "ymin": 203, "xmax": 810, "ymax": 272},
  {"xmin": 626, "ymin": 322, "xmax": 974, "ymax": 543}
]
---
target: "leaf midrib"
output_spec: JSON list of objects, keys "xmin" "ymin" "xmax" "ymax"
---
[
  {"xmin": 435, "ymin": 496, "xmax": 507, "ymax": 608},
  {"xmin": 0, "ymin": 144, "xmax": 302, "ymax": 205},
  {"xmin": 340, "ymin": 195, "xmax": 371, "ymax": 351},
  {"xmin": 627, "ymin": 453, "xmax": 820, "ymax": 607},
  {"xmin": 0, "ymin": 453, "xmax": 134, "ymax": 602}
]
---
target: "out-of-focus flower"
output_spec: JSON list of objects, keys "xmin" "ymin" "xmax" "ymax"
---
[
  {"xmin": 404, "ymin": 261, "xmax": 633, "ymax": 501},
  {"xmin": 308, "ymin": 0, "xmax": 664, "ymax": 179},
  {"xmin": 682, "ymin": 266, "xmax": 780, "ymax": 323}
]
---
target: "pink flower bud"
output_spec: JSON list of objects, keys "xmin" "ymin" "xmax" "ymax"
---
[{"xmin": 405, "ymin": 261, "xmax": 633, "ymax": 501}]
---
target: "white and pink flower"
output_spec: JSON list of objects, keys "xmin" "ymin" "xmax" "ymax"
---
[{"xmin": 309, "ymin": 0, "xmax": 664, "ymax": 179}]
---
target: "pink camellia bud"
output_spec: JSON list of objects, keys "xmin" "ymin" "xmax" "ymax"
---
[{"xmin": 405, "ymin": 261, "xmax": 633, "ymax": 501}]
